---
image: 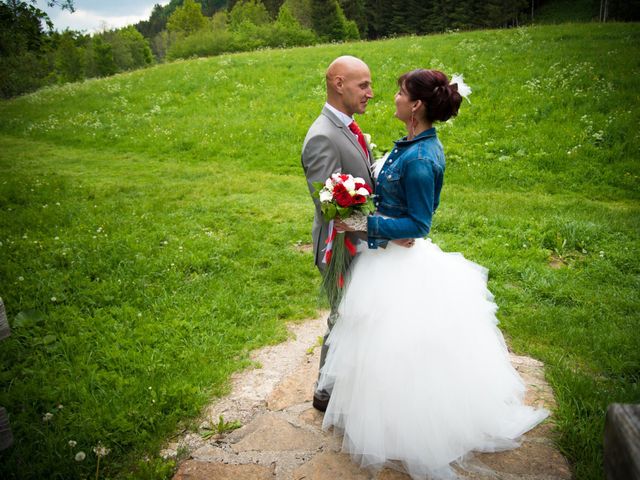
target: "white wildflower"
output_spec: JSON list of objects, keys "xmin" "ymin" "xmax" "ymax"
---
[
  {"xmin": 68, "ymin": 440, "xmax": 77, "ymax": 448},
  {"xmin": 93, "ymin": 442, "xmax": 111, "ymax": 457},
  {"xmin": 75, "ymin": 451, "xmax": 86, "ymax": 461},
  {"xmin": 43, "ymin": 412, "xmax": 54, "ymax": 421}
]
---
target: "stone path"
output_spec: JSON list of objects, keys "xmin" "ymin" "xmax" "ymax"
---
[{"xmin": 163, "ymin": 314, "xmax": 572, "ymax": 480}]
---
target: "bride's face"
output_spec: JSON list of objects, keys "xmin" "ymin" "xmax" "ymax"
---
[{"xmin": 394, "ymin": 83, "xmax": 413, "ymax": 123}]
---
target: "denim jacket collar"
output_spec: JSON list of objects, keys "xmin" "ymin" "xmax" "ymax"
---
[{"xmin": 394, "ymin": 127, "xmax": 437, "ymax": 147}]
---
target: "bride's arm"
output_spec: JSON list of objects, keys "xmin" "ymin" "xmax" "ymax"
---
[{"xmin": 367, "ymin": 158, "xmax": 437, "ymax": 242}]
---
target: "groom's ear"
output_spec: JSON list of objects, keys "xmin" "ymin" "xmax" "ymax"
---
[{"xmin": 334, "ymin": 75, "xmax": 344, "ymax": 92}]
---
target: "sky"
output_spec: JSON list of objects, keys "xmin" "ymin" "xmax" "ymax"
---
[{"xmin": 35, "ymin": 0, "xmax": 170, "ymax": 33}]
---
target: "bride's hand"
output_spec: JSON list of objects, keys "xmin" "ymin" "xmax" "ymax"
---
[
  {"xmin": 333, "ymin": 219, "xmax": 353, "ymax": 232},
  {"xmin": 392, "ymin": 238, "xmax": 415, "ymax": 248},
  {"xmin": 335, "ymin": 213, "xmax": 368, "ymax": 233}
]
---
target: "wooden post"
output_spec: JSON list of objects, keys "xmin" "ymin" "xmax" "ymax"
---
[{"xmin": 604, "ymin": 403, "xmax": 640, "ymax": 480}]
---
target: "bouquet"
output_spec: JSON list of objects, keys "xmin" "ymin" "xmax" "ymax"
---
[{"xmin": 312, "ymin": 173, "xmax": 375, "ymax": 310}]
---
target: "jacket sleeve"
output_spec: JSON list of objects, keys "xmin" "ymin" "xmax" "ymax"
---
[
  {"xmin": 301, "ymin": 134, "xmax": 341, "ymax": 210},
  {"xmin": 367, "ymin": 158, "xmax": 435, "ymax": 243}
]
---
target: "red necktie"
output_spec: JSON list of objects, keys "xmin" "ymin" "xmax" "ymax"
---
[{"xmin": 348, "ymin": 121, "xmax": 369, "ymax": 158}]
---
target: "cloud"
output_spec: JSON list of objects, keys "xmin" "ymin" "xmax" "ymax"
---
[
  {"xmin": 48, "ymin": 8, "xmax": 153, "ymax": 32},
  {"xmin": 37, "ymin": 1, "xmax": 170, "ymax": 33}
]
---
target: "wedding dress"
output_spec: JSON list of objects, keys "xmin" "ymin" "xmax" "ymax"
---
[{"xmin": 317, "ymin": 237, "xmax": 549, "ymax": 479}]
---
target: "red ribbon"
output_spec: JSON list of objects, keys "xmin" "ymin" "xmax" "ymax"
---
[{"xmin": 344, "ymin": 236, "xmax": 357, "ymax": 256}]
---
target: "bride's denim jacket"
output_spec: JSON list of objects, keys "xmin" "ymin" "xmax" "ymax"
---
[{"xmin": 366, "ymin": 127, "xmax": 445, "ymax": 249}]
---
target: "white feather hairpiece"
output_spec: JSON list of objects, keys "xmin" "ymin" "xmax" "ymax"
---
[{"xmin": 450, "ymin": 74, "xmax": 472, "ymax": 102}]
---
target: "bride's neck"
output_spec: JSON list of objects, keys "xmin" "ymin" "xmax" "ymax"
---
[{"xmin": 406, "ymin": 120, "xmax": 432, "ymax": 140}]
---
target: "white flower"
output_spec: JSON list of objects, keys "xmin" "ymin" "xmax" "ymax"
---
[
  {"xmin": 43, "ymin": 412, "xmax": 54, "ymax": 421},
  {"xmin": 68, "ymin": 440, "xmax": 77, "ymax": 448},
  {"xmin": 352, "ymin": 177, "xmax": 365, "ymax": 185},
  {"xmin": 356, "ymin": 187, "xmax": 370, "ymax": 196},
  {"xmin": 324, "ymin": 178, "xmax": 334, "ymax": 190},
  {"xmin": 75, "ymin": 451, "xmax": 86, "ymax": 461},
  {"xmin": 343, "ymin": 177, "xmax": 356, "ymax": 192},
  {"xmin": 319, "ymin": 190, "xmax": 333, "ymax": 202},
  {"xmin": 51, "ymin": 297, "xmax": 57, "ymax": 302},
  {"xmin": 93, "ymin": 442, "xmax": 111, "ymax": 457}
]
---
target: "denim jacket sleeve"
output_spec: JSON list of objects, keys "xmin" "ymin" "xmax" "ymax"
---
[{"xmin": 367, "ymin": 157, "xmax": 436, "ymax": 242}]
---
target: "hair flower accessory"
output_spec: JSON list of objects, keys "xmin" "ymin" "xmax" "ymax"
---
[{"xmin": 450, "ymin": 74, "xmax": 472, "ymax": 102}]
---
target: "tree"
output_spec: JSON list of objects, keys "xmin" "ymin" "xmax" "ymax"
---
[
  {"xmin": 339, "ymin": 0, "xmax": 366, "ymax": 37},
  {"xmin": 167, "ymin": 0, "xmax": 207, "ymax": 35},
  {"xmin": 199, "ymin": 0, "xmax": 229, "ymax": 16},
  {"xmin": 364, "ymin": 0, "xmax": 392, "ymax": 38},
  {"xmin": 55, "ymin": 29, "xmax": 85, "ymax": 82},
  {"xmin": 92, "ymin": 36, "xmax": 117, "ymax": 77},
  {"xmin": 229, "ymin": 0, "xmax": 270, "ymax": 29},
  {"xmin": 210, "ymin": 10, "xmax": 229, "ymax": 30},
  {"xmin": 0, "ymin": 0, "xmax": 51, "ymax": 55},
  {"xmin": 282, "ymin": 0, "xmax": 313, "ymax": 28},
  {"xmin": 136, "ymin": 4, "xmax": 170, "ymax": 38},
  {"xmin": 310, "ymin": 0, "xmax": 359, "ymax": 41}
]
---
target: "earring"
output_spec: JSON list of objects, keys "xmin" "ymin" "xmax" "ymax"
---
[{"xmin": 409, "ymin": 112, "xmax": 415, "ymax": 139}]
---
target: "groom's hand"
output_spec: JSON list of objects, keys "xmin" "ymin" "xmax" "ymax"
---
[{"xmin": 392, "ymin": 239, "xmax": 415, "ymax": 248}]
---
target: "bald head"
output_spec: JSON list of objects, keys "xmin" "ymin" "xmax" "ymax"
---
[
  {"xmin": 326, "ymin": 56, "xmax": 369, "ymax": 86},
  {"xmin": 325, "ymin": 56, "xmax": 373, "ymax": 117}
]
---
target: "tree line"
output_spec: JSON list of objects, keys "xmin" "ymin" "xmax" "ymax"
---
[{"xmin": 1, "ymin": 0, "xmax": 638, "ymax": 98}]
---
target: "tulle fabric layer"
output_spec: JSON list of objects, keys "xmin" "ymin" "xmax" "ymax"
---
[{"xmin": 318, "ymin": 238, "xmax": 549, "ymax": 480}]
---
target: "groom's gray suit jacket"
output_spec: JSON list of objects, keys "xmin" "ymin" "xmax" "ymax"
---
[{"xmin": 301, "ymin": 106, "xmax": 374, "ymax": 271}]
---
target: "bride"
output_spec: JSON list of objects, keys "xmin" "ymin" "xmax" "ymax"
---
[{"xmin": 319, "ymin": 69, "xmax": 549, "ymax": 479}]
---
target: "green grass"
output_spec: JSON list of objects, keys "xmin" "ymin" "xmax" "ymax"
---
[{"xmin": 0, "ymin": 22, "xmax": 639, "ymax": 479}]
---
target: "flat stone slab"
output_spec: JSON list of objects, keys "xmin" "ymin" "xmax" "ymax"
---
[
  {"xmin": 168, "ymin": 313, "xmax": 571, "ymax": 480},
  {"xmin": 292, "ymin": 451, "xmax": 372, "ymax": 479},
  {"xmin": 230, "ymin": 413, "xmax": 324, "ymax": 453},
  {"xmin": 174, "ymin": 460, "xmax": 274, "ymax": 480}
]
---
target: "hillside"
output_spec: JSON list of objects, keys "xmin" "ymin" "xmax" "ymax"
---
[{"xmin": 0, "ymin": 22, "xmax": 638, "ymax": 479}]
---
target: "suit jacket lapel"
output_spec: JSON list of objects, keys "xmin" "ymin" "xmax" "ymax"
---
[{"xmin": 321, "ymin": 106, "xmax": 373, "ymax": 184}]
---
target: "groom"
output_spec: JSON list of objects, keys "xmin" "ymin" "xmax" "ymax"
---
[{"xmin": 301, "ymin": 55, "xmax": 374, "ymax": 412}]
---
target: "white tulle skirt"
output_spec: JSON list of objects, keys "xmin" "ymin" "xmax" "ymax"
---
[{"xmin": 318, "ymin": 238, "xmax": 549, "ymax": 480}]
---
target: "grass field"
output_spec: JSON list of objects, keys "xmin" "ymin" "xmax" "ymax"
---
[{"xmin": 0, "ymin": 22, "xmax": 639, "ymax": 479}]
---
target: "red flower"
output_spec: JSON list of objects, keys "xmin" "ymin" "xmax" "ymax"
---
[
  {"xmin": 333, "ymin": 183, "xmax": 354, "ymax": 207},
  {"xmin": 355, "ymin": 182, "xmax": 372, "ymax": 194},
  {"xmin": 351, "ymin": 194, "xmax": 366, "ymax": 205}
]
